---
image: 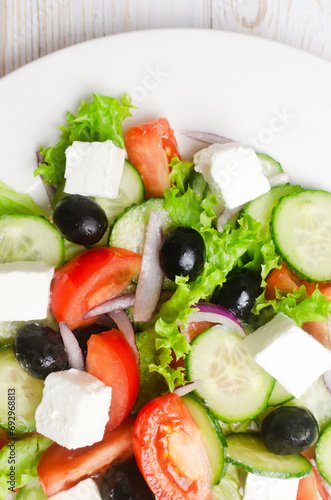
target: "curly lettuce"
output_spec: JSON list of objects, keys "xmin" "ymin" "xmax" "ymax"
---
[
  {"xmin": 0, "ymin": 434, "xmax": 52, "ymax": 496},
  {"xmin": 0, "ymin": 182, "xmax": 48, "ymax": 218},
  {"xmin": 135, "ymin": 161, "xmax": 269, "ymax": 396},
  {"xmin": 254, "ymin": 286, "xmax": 331, "ymax": 327},
  {"xmin": 34, "ymin": 94, "xmax": 134, "ymax": 185}
]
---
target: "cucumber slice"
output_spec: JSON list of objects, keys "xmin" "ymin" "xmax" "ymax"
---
[
  {"xmin": 182, "ymin": 393, "xmax": 227, "ymax": 485},
  {"xmin": 268, "ymin": 381, "xmax": 294, "ymax": 406},
  {"xmin": 226, "ymin": 433, "xmax": 312, "ymax": 478},
  {"xmin": 185, "ymin": 325, "xmax": 275, "ymax": 423},
  {"xmin": 242, "ymin": 185, "xmax": 303, "ymax": 236},
  {"xmin": 16, "ymin": 477, "xmax": 47, "ymax": 499},
  {"xmin": 0, "ymin": 214, "xmax": 64, "ymax": 267},
  {"xmin": 256, "ymin": 153, "xmax": 283, "ymax": 177},
  {"xmin": 64, "ymin": 239, "xmax": 86, "ymax": 262},
  {"xmin": 316, "ymin": 425, "xmax": 331, "ymax": 485},
  {"xmin": 212, "ymin": 464, "xmax": 241, "ymax": 500},
  {"xmin": 109, "ymin": 198, "xmax": 176, "ymax": 255},
  {"xmin": 271, "ymin": 190, "xmax": 331, "ymax": 281},
  {"xmin": 94, "ymin": 161, "xmax": 144, "ymax": 225},
  {"xmin": 0, "ymin": 346, "xmax": 44, "ymax": 432}
]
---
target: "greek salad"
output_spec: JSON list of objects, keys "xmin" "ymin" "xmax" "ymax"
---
[{"xmin": 1, "ymin": 93, "xmax": 331, "ymax": 500}]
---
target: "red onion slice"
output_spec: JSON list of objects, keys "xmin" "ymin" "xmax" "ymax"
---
[
  {"xmin": 84, "ymin": 293, "xmax": 135, "ymax": 319},
  {"xmin": 268, "ymin": 172, "xmax": 290, "ymax": 187},
  {"xmin": 59, "ymin": 322, "xmax": 85, "ymax": 371},
  {"xmin": 182, "ymin": 131, "xmax": 235, "ymax": 145},
  {"xmin": 323, "ymin": 367, "xmax": 331, "ymax": 393},
  {"xmin": 108, "ymin": 310, "xmax": 140, "ymax": 364},
  {"xmin": 185, "ymin": 303, "xmax": 246, "ymax": 338},
  {"xmin": 133, "ymin": 211, "xmax": 164, "ymax": 323},
  {"xmin": 173, "ymin": 380, "xmax": 203, "ymax": 397}
]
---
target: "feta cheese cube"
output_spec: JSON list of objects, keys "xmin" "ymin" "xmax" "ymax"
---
[
  {"xmin": 48, "ymin": 478, "xmax": 102, "ymax": 500},
  {"xmin": 0, "ymin": 261, "xmax": 54, "ymax": 321},
  {"xmin": 193, "ymin": 143, "xmax": 270, "ymax": 209},
  {"xmin": 244, "ymin": 313, "xmax": 331, "ymax": 398},
  {"xmin": 64, "ymin": 140, "xmax": 125, "ymax": 198},
  {"xmin": 35, "ymin": 368, "xmax": 112, "ymax": 449},
  {"xmin": 243, "ymin": 473, "xmax": 299, "ymax": 500}
]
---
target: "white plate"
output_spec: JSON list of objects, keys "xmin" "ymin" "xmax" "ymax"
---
[{"xmin": 1, "ymin": 29, "xmax": 331, "ymax": 209}]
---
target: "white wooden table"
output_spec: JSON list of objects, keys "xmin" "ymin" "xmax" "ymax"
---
[{"xmin": 1, "ymin": 0, "xmax": 331, "ymax": 78}]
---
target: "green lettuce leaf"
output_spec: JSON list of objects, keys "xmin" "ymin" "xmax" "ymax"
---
[
  {"xmin": 254, "ymin": 286, "xmax": 331, "ymax": 327},
  {"xmin": 212, "ymin": 464, "xmax": 242, "ymax": 500},
  {"xmin": 134, "ymin": 328, "xmax": 168, "ymax": 412},
  {"xmin": 15, "ymin": 477, "xmax": 47, "ymax": 499},
  {"xmin": 0, "ymin": 183, "xmax": 48, "ymax": 218},
  {"xmin": 137, "ymin": 183, "xmax": 268, "ymax": 394},
  {"xmin": 169, "ymin": 157, "xmax": 194, "ymax": 194},
  {"xmin": 0, "ymin": 434, "xmax": 52, "ymax": 496},
  {"xmin": 34, "ymin": 94, "xmax": 134, "ymax": 185}
]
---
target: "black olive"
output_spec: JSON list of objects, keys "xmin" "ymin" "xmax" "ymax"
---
[
  {"xmin": 212, "ymin": 268, "xmax": 262, "ymax": 321},
  {"xmin": 261, "ymin": 406, "xmax": 319, "ymax": 455},
  {"xmin": 73, "ymin": 323, "xmax": 108, "ymax": 359},
  {"xmin": 13, "ymin": 323, "xmax": 69, "ymax": 379},
  {"xmin": 53, "ymin": 194, "xmax": 108, "ymax": 245},
  {"xmin": 98, "ymin": 458, "xmax": 154, "ymax": 500},
  {"xmin": 159, "ymin": 227, "xmax": 206, "ymax": 281}
]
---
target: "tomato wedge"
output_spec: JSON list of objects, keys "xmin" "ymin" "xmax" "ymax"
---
[
  {"xmin": 133, "ymin": 393, "xmax": 213, "ymax": 500},
  {"xmin": 302, "ymin": 321, "xmax": 331, "ymax": 350},
  {"xmin": 51, "ymin": 247, "xmax": 141, "ymax": 330},
  {"xmin": 265, "ymin": 262, "xmax": 302, "ymax": 300},
  {"xmin": 38, "ymin": 418, "xmax": 134, "ymax": 497},
  {"xmin": 86, "ymin": 329, "xmax": 140, "ymax": 432},
  {"xmin": 304, "ymin": 281, "xmax": 331, "ymax": 298},
  {"xmin": 302, "ymin": 281, "xmax": 331, "ymax": 349},
  {"xmin": 125, "ymin": 118, "xmax": 181, "ymax": 199},
  {"xmin": 297, "ymin": 465, "xmax": 330, "ymax": 500}
]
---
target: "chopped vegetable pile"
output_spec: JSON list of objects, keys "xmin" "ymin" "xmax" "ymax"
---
[{"xmin": 1, "ymin": 93, "xmax": 331, "ymax": 500}]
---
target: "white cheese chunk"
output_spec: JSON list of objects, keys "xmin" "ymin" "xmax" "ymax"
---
[
  {"xmin": 64, "ymin": 140, "xmax": 125, "ymax": 198},
  {"xmin": 244, "ymin": 313, "xmax": 331, "ymax": 398},
  {"xmin": 0, "ymin": 261, "xmax": 54, "ymax": 321},
  {"xmin": 48, "ymin": 478, "xmax": 102, "ymax": 500},
  {"xmin": 243, "ymin": 473, "xmax": 299, "ymax": 500},
  {"xmin": 193, "ymin": 143, "xmax": 270, "ymax": 209},
  {"xmin": 35, "ymin": 368, "xmax": 112, "ymax": 449}
]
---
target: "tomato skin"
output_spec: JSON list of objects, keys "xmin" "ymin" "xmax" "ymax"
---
[
  {"xmin": 265, "ymin": 262, "xmax": 302, "ymax": 300},
  {"xmin": 51, "ymin": 247, "xmax": 141, "ymax": 330},
  {"xmin": 304, "ymin": 281, "xmax": 331, "ymax": 298},
  {"xmin": 38, "ymin": 419, "xmax": 134, "ymax": 497},
  {"xmin": 297, "ymin": 465, "xmax": 331, "ymax": 500},
  {"xmin": 125, "ymin": 118, "xmax": 181, "ymax": 199},
  {"xmin": 86, "ymin": 329, "xmax": 140, "ymax": 432},
  {"xmin": 133, "ymin": 393, "xmax": 212, "ymax": 500},
  {"xmin": 302, "ymin": 281, "xmax": 331, "ymax": 349}
]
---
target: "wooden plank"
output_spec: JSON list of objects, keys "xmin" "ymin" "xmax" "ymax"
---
[
  {"xmin": 211, "ymin": 0, "xmax": 331, "ymax": 61},
  {"xmin": 1, "ymin": 0, "xmax": 331, "ymax": 79}
]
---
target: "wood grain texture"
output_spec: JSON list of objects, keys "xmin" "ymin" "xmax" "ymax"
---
[
  {"xmin": 1, "ymin": 0, "xmax": 331, "ymax": 78},
  {"xmin": 211, "ymin": 0, "xmax": 331, "ymax": 61}
]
